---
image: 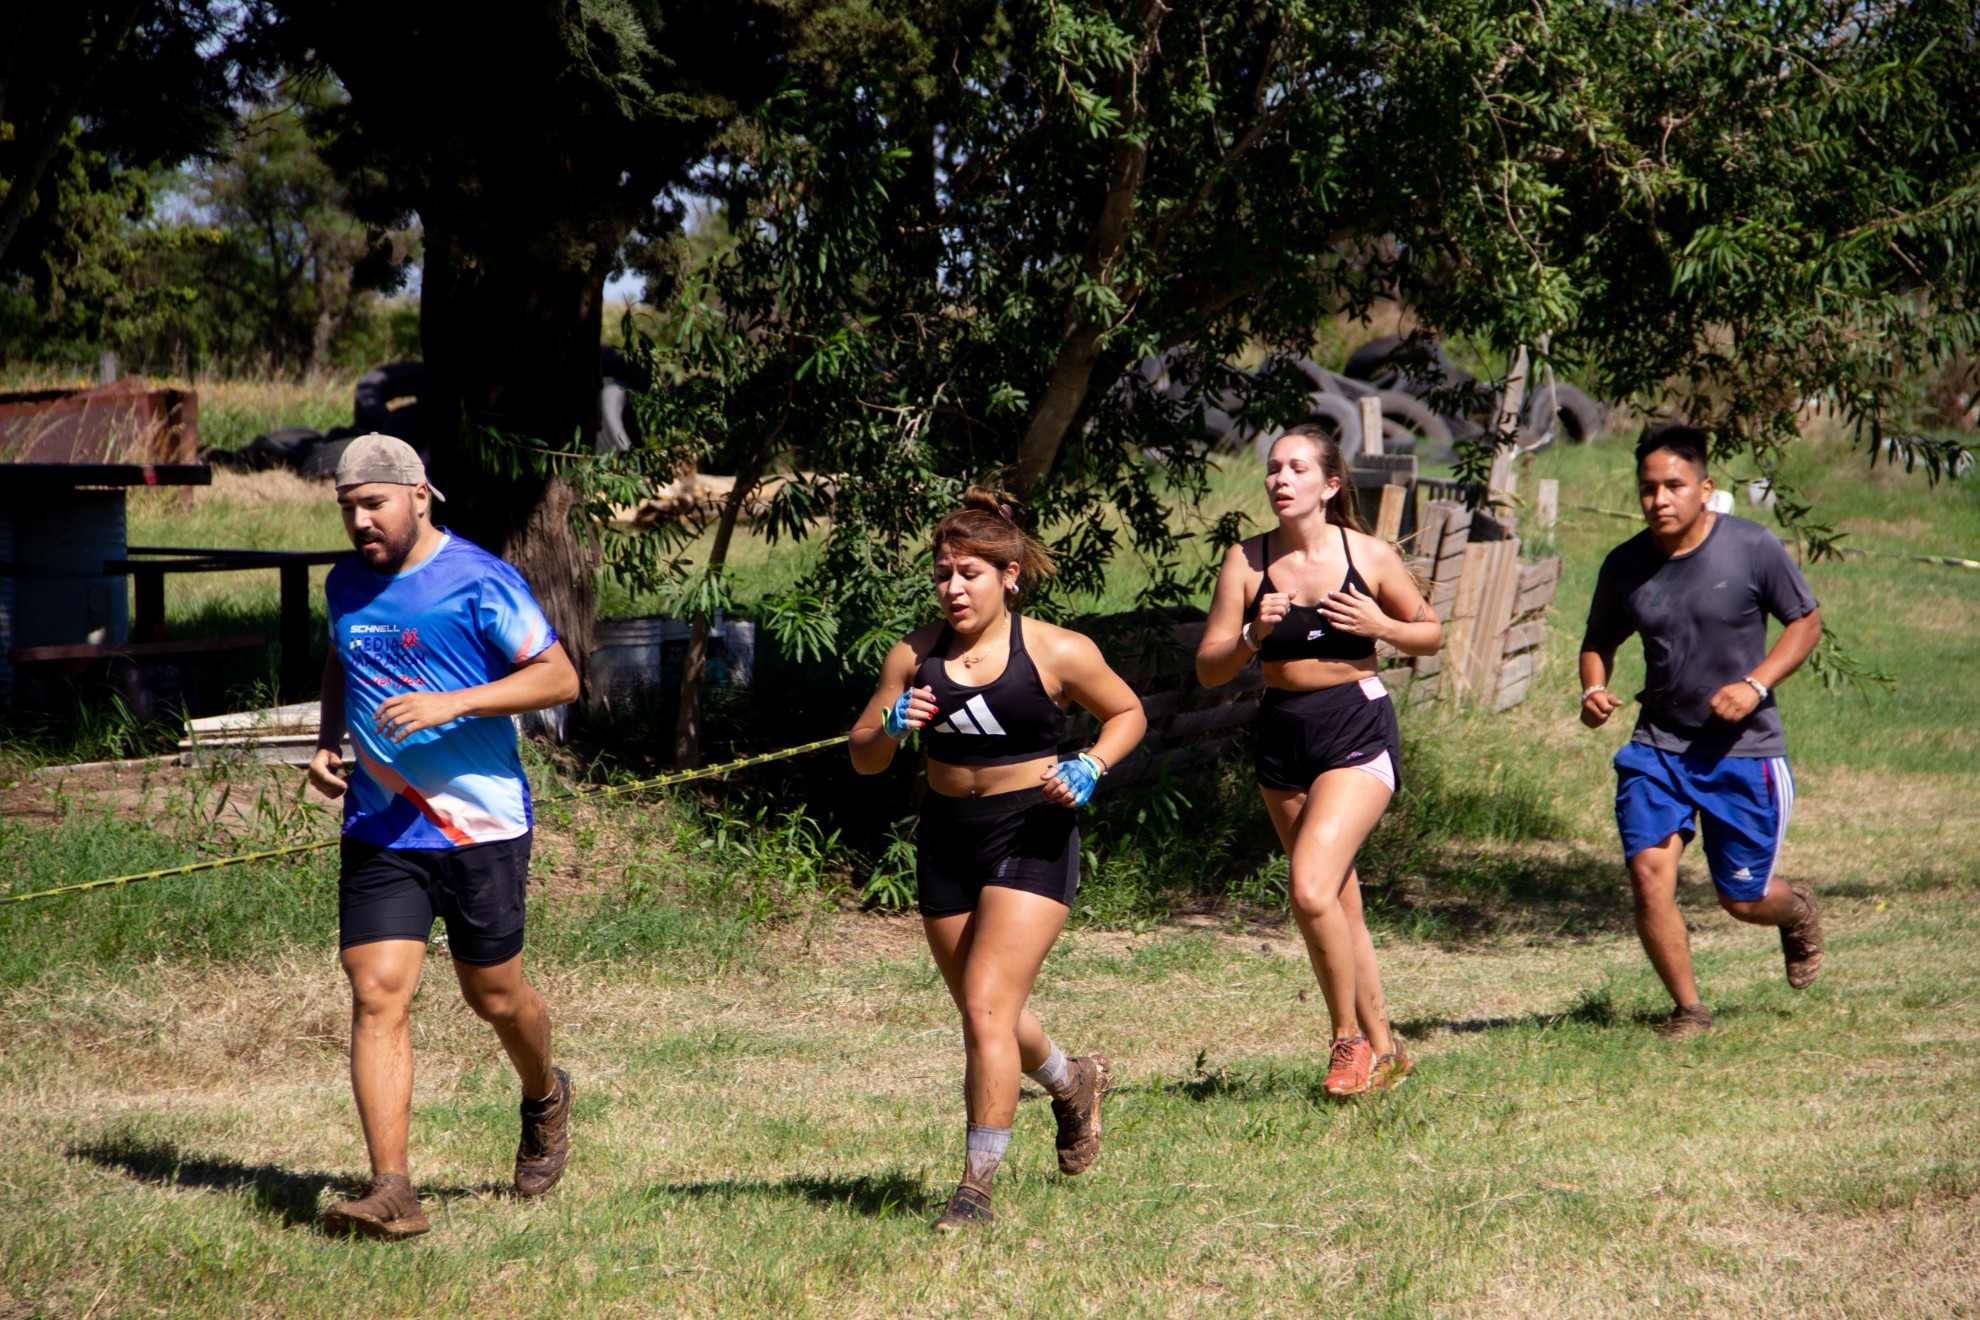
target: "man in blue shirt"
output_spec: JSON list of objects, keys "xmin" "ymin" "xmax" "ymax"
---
[
  {"xmin": 1580, "ymin": 425, "xmax": 1826, "ymax": 1041},
  {"xmin": 307, "ymin": 434, "xmax": 580, "ymax": 1239}
]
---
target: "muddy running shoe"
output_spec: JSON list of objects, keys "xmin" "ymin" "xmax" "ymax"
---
[
  {"xmin": 932, "ymin": 1181, "xmax": 995, "ymax": 1233},
  {"xmin": 514, "ymin": 1067, "xmax": 572, "ymax": 1198},
  {"xmin": 1323, "ymin": 1035, "xmax": 1374, "ymax": 1097},
  {"xmin": 322, "ymin": 1172, "xmax": 430, "ymax": 1240},
  {"xmin": 1780, "ymin": 880, "xmax": 1825, "ymax": 990},
  {"xmin": 1052, "ymin": 1054, "xmax": 1112, "ymax": 1175},
  {"xmin": 1654, "ymin": 1003, "xmax": 1716, "ymax": 1041},
  {"xmin": 1370, "ymin": 1042, "xmax": 1413, "ymax": 1090}
]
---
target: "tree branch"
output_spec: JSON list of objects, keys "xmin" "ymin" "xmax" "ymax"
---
[{"xmin": 1007, "ymin": 0, "xmax": 1168, "ymax": 497}]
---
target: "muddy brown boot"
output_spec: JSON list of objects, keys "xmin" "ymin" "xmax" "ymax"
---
[
  {"xmin": 322, "ymin": 1172, "xmax": 430, "ymax": 1240},
  {"xmin": 932, "ymin": 1180, "xmax": 995, "ymax": 1233},
  {"xmin": 1052, "ymin": 1054, "xmax": 1112, "ymax": 1175},
  {"xmin": 1780, "ymin": 880, "xmax": 1825, "ymax": 989},
  {"xmin": 1654, "ymin": 1003, "xmax": 1715, "ymax": 1041},
  {"xmin": 514, "ymin": 1067, "xmax": 572, "ymax": 1198}
]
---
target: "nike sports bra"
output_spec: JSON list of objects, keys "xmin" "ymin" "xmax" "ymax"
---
[
  {"xmin": 916, "ymin": 613, "xmax": 1066, "ymax": 766},
  {"xmin": 1246, "ymin": 526, "xmax": 1378, "ymax": 663}
]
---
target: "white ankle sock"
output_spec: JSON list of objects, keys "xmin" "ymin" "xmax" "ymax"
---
[
  {"xmin": 1025, "ymin": 1042, "xmax": 1073, "ymax": 1097},
  {"xmin": 963, "ymin": 1123, "xmax": 1011, "ymax": 1188}
]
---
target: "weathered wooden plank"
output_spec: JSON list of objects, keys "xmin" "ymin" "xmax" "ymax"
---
[
  {"xmin": 1448, "ymin": 538, "xmax": 1522, "ymax": 702},
  {"xmin": 1514, "ymin": 578, "xmax": 1560, "ymax": 618},
  {"xmin": 1163, "ymin": 700, "xmax": 1259, "ymax": 740},
  {"xmin": 1375, "ymin": 483, "xmax": 1408, "ymax": 542},
  {"xmin": 1496, "ymin": 649, "xmax": 1536, "ymax": 690},
  {"xmin": 1471, "ymin": 538, "xmax": 1524, "ymax": 699},
  {"xmin": 1500, "ymin": 619, "xmax": 1547, "ymax": 656},
  {"xmin": 1413, "ymin": 650, "xmax": 1444, "ymax": 678},
  {"xmin": 1360, "ymin": 395, "xmax": 1384, "ymax": 457},
  {"xmin": 1515, "ymin": 555, "xmax": 1561, "ymax": 595},
  {"xmin": 1105, "ymin": 733, "xmax": 1244, "ymax": 788},
  {"xmin": 1440, "ymin": 541, "xmax": 1493, "ymax": 698},
  {"xmin": 1536, "ymin": 477, "xmax": 1559, "ymax": 529},
  {"xmin": 1378, "ymin": 666, "xmax": 1413, "ymax": 696},
  {"xmin": 1492, "ymin": 671, "xmax": 1533, "ymax": 712}
]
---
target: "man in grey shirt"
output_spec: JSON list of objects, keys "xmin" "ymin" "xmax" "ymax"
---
[{"xmin": 1580, "ymin": 425, "xmax": 1826, "ymax": 1039}]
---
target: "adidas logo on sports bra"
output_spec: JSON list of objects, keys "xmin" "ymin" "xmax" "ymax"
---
[{"xmin": 930, "ymin": 694, "xmax": 1007, "ymax": 737}]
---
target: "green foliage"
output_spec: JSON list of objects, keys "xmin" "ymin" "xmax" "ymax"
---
[{"xmin": 586, "ymin": 0, "xmax": 1978, "ymax": 689}]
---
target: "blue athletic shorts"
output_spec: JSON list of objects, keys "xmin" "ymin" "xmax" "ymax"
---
[{"xmin": 1613, "ymin": 742, "xmax": 1795, "ymax": 902}]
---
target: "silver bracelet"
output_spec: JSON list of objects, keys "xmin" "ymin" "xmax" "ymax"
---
[
  {"xmin": 1743, "ymin": 676, "xmax": 1769, "ymax": 699},
  {"xmin": 1581, "ymin": 684, "xmax": 1608, "ymax": 702}
]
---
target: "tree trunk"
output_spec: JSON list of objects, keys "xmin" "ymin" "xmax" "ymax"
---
[
  {"xmin": 673, "ymin": 420, "xmax": 782, "ymax": 769},
  {"xmin": 419, "ymin": 224, "xmax": 604, "ymax": 687},
  {"xmin": 1005, "ymin": 0, "xmax": 1168, "ymax": 497}
]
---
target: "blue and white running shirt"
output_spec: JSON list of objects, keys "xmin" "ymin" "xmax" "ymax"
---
[{"xmin": 326, "ymin": 534, "xmax": 557, "ymax": 849}]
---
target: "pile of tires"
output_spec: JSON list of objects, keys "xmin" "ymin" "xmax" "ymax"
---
[
  {"xmin": 203, "ymin": 352, "xmax": 646, "ymax": 476},
  {"xmin": 1345, "ymin": 335, "xmax": 1608, "ymax": 451},
  {"xmin": 1123, "ymin": 338, "xmax": 1612, "ymax": 465},
  {"xmin": 1124, "ymin": 349, "xmax": 1458, "ymax": 465}
]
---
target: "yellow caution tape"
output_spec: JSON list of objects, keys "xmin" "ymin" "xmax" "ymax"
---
[{"xmin": 2, "ymin": 733, "xmax": 852, "ymax": 905}]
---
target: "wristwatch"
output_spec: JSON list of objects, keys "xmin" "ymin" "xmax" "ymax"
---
[{"xmin": 1743, "ymin": 676, "xmax": 1770, "ymax": 700}]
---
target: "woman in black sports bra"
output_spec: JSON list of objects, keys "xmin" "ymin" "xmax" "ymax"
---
[
  {"xmin": 1197, "ymin": 424, "xmax": 1443, "ymax": 1098},
  {"xmin": 851, "ymin": 488, "xmax": 1145, "ymax": 1233}
]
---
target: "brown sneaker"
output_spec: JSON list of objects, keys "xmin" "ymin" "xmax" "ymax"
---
[
  {"xmin": 1780, "ymin": 880, "xmax": 1825, "ymax": 989},
  {"xmin": 931, "ymin": 1181, "xmax": 995, "ymax": 1233},
  {"xmin": 322, "ymin": 1172, "xmax": 430, "ymax": 1240},
  {"xmin": 1370, "ymin": 1041, "xmax": 1413, "ymax": 1090},
  {"xmin": 1051, "ymin": 1054, "xmax": 1112, "ymax": 1175},
  {"xmin": 1654, "ymin": 1003, "xmax": 1715, "ymax": 1040},
  {"xmin": 1323, "ymin": 1035, "xmax": 1373, "ymax": 1097},
  {"xmin": 514, "ymin": 1067, "xmax": 572, "ymax": 1198}
]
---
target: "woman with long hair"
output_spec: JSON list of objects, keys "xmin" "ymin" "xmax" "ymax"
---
[
  {"xmin": 1196, "ymin": 424, "xmax": 1443, "ymax": 1096},
  {"xmin": 851, "ymin": 487, "xmax": 1147, "ymax": 1232}
]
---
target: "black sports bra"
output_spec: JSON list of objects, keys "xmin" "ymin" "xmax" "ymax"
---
[
  {"xmin": 1245, "ymin": 527, "xmax": 1378, "ymax": 663},
  {"xmin": 916, "ymin": 613, "xmax": 1066, "ymax": 767}
]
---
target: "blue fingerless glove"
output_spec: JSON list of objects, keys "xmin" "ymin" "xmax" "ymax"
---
[
  {"xmin": 1049, "ymin": 753, "xmax": 1103, "ymax": 806},
  {"xmin": 882, "ymin": 691, "xmax": 915, "ymax": 739}
]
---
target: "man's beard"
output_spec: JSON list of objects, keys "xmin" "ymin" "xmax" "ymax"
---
[{"xmin": 357, "ymin": 522, "xmax": 420, "ymax": 572}]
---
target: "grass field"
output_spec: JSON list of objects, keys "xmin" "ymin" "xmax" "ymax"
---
[{"xmin": 2, "ymin": 419, "xmax": 1976, "ymax": 1316}]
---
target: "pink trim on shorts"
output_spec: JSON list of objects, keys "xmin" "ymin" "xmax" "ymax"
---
[
  {"xmin": 1352, "ymin": 749, "xmax": 1396, "ymax": 791},
  {"xmin": 1358, "ymin": 674, "xmax": 1389, "ymax": 701}
]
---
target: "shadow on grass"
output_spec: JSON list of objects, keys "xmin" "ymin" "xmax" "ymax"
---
[
  {"xmin": 658, "ymin": 1170, "xmax": 936, "ymax": 1219},
  {"xmin": 69, "ymin": 1136, "xmax": 502, "ymax": 1230},
  {"xmin": 1360, "ymin": 847, "xmax": 1661, "ymax": 946},
  {"xmin": 1157, "ymin": 1061, "xmax": 1331, "ymax": 1106}
]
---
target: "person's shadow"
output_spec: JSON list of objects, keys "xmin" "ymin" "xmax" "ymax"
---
[
  {"xmin": 657, "ymin": 1171, "xmax": 936, "ymax": 1220},
  {"xmin": 69, "ymin": 1135, "xmax": 503, "ymax": 1230}
]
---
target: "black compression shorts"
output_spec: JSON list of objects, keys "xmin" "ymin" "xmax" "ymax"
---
[
  {"xmin": 1254, "ymin": 676, "xmax": 1403, "ymax": 794},
  {"xmin": 339, "ymin": 834, "xmax": 532, "ymax": 966},
  {"xmin": 917, "ymin": 786, "xmax": 1079, "ymax": 917}
]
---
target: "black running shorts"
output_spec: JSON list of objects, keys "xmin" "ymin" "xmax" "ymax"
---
[
  {"xmin": 339, "ymin": 834, "xmax": 532, "ymax": 966},
  {"xmin": 1254, "ymin": 676, "xmax": 1403, "ymax": 794},
  {"xmin": 917, "ymin": 786, "xmax": 1079, "ymax": 917}
]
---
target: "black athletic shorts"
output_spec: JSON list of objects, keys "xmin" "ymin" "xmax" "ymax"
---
[
  {"xmin": 917, "ymin": 786, "xmax": 1079, "ymax": 918},
  {"xmin": 1254, "ymin": 676, "xmax": 1403, "ymax": 794},
  {"xmin": 339, "ymin": 833, "xmax": 532, "ymax": 966}
]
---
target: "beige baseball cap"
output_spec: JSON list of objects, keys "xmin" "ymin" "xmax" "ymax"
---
[{"xmin": 334, "ymin": 432, "xmax": 446, "ymax": 500}]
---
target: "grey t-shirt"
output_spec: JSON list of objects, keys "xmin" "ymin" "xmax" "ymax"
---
[{"xmin": 1582, "ymin": 513, "xmax": 1817, "ymax": 758}]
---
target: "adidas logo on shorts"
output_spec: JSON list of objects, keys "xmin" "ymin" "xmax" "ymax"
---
[{"xmin": 930, "ymin": 694, "xmax": 1007, "ymax": 737}]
